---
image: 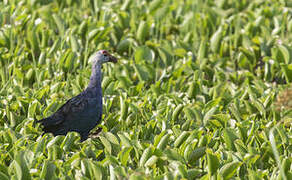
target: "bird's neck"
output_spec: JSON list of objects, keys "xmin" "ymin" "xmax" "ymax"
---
[{"xmin": 88, "ymin": 64, "xmax": 102, "ymax": 89}]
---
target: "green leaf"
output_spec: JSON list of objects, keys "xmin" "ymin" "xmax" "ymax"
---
[
  {"xmin": 280, "ymin": 64, "xmax": 292, "ymax": 83},
  {"xmin": 174, "ymin": 48, "xmax": 187, "ymax": 57},
  {"xmin": 149, "ymin": 0, "xmax": 163, "ymax": 14},
  {"xmin": 14, "ymin": 151, "xmax": 31, "ymax": 180},
  {"xmin": 187, "ymin": 169, "xmax": 203, "ymax": 179},
  {"xmin": 8, "ymin": 161, "xmax": 22, "ymax": 180},
  {"xmin": 119, "ymin": 147, "xmax": 133, "ymax": 166},
  {"xmin": 172, "ymin": 104, "xmax": 184, "ymax": 122},
  {"xmin": 157, "ymin": 134, "xmax": 170, "ymax": 150},
  {"xmin": 52, "ymin": 14, "xmax": 65, "ymax": 35},
  {"xmin": 117, "ymin": 38, "xmax": 131, "ymax": 54},
  {"xmin": 206, "ymin": 149, "xmax": 219, "ymax": 176},
  {"xmin": 104, "ymin": 132, "xmax": 119, "ymax": 145},
  {"xmin": 64, "ymin": 51, "xmax": 77, "ymax": 72},
  {"xmin": 203, "ymin": 106, "xmax": 217, "ymax": 124},
  {"xmin": 252, "ymin": 100, "xmax": 266, "ymax": 117},
  {"xmin": 0, "ymin": 172, "xmax": 9, "ymax": 180},
  {"xmin": 137, "ymin": 21, "xmax": 149, "ymax": 43},
  {"xmin": 187, "ymin": 147, "xmax": 206, "ymax": 165},
  {"xmin": 134, "ymin": 46, "xmax": 154, "ymax": 63},
  {"xmin": 222, "ymin": 128, "xmax": 238, "ymax": 151},
  {"xmin": 164, "ymin": 149, "xmax": 184, "ymax": 162},
  {"xmin": 145, "ymin": 155, "xmax": 158, "ymax": 167},
  {"xmin": 88, "ymin": 29, "xmax": 99, "ymax": 42},
  {"xmin": 40, "ymin": 160, "xmax": 56, "ymax": 180},
  {"xmin": 219, "ymin": 161, "xmax": 242, "ymax": 180},
  {"xmin": 90, "ymin": 162, "xmax": 104, "ymax": 179},
  {"xmin": 118, "ymin": 133, "xmax": 132, "ymax": 147},
  {"xmin": 70, "ymin": 35, "xmax": 79, "ymax": 52},
  {"xmin": 133, "ymin": 64, "xmax": 149, "ymax": 81},
  {"xmin": 81, "ymin": 159, "xmax": 91, "ymax": 178},
  {"xmin": 28, "ymin": 100, "xmax": 38, "ymax": 118},
  {"xmin": 140, "ymin": 147, "xmax": 152, "ymax": 167},
  {"xmin": 99, "ymin": 136, "xmax": 112, "ymax": 154},
  {"xmin": 198, "ymin": 39, "xmax": 207, "ymax": 61},
  {"xmin": 278, "ymin": 45, "xmax": 290, "ymax": 64},
  {"xmin": 210, "ymin": 26, "xmax": 223, "ymax": 53},
  {"xmin": 174, "ymin": 131, "xmax": 190, "ymax": 148}
]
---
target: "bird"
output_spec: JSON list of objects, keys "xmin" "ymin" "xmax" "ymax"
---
[{"xmin": 37, "ymin": 50, "xmax": 117, "ymax": 141}]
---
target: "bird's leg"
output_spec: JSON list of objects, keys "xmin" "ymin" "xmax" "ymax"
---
[
  {"xmin": 89, "ymin": 127, "xmax": 103, "ymax": 139},
  {"xmin": 94, "ymin": 127, "xmax": 103, "ymax": 135},
  {"xmin": 91, "ymin": 127, "xmax": 103, "ymax": 135}
]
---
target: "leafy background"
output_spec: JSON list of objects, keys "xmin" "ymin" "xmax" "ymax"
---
[{"xmin": 0, "ymin": 0, "xmax": 291, "ymax": 179}]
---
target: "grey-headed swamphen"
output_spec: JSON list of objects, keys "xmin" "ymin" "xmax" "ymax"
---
[{"xmin": 37, "ymin": 50, "xmax": 117, "ymax": 141}]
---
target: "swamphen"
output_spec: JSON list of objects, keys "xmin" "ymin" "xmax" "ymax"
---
[{"xmin": 37, "ymin": 50, "xmax": 117, "ymax": 141}]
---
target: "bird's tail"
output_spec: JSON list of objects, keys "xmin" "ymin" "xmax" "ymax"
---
[
  {"xmin": 36, "ymin": 117, "xmax": 54, "ymax": 126},
  {"xmin": 36, "ymin": 117, "xmax": 65, "ymax": 136},
  {"xmin": 35, "ymin": 118, "xmax": 47, "ymax": 135},
  {"xmin": 36, "ymin": 117, "xmax": 54, "ymax": 133}
]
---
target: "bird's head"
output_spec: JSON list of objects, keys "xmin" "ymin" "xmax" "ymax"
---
[{"xmin": 89, "ymin": 50, "xmax": 117, "ymax": 65}]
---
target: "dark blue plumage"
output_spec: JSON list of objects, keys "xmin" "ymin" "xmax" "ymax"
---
[{"xmin": 37, "ymin": 50, "xmax": 117, "ymax": 141}]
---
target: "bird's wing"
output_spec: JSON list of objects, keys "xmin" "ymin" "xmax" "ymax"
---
[
  {"xmin": 55, "ymin": 93, "xmax": 89, "ymax": 120},
  {"xmin": 38, "ymin": 93, "xmax": 89, "ymax": 126}
]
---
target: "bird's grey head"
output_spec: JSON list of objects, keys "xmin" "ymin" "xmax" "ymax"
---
[{"xmin": 89, "ymin": 50, "xmax": 117, "ymax": 66}]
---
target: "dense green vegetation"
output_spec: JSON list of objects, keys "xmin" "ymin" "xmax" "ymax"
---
[{"xmin": 0, "ymin": 0, "xmax": 291, "ymax": 179}]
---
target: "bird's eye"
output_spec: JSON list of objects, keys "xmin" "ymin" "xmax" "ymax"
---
[{"xmin": 104, "ymin": 54, "xmax": 108, "ymax": 57}]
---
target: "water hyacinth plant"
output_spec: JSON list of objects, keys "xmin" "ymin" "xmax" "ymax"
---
[{"xmin": 0, "ymin": 0, "xmax": 291, "ymax": 179}]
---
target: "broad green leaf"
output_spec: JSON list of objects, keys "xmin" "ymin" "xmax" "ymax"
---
[
  {"xmin": 99, "ymin": 136, "xmax": 112, "ymax": 154},
  {"xmin": 0, "ymin": 172, "xmax": 9, "ymax": 180},
  {"xmin": 134, "ymin": 46, "xmax": 154, "ymax": 63},
  {"xmin": 222, "ymin": 128, "xmax": 238, "ymax": 151},
  {"xmin": 118, "ymin": 133, "xmax": 132, "ymax": 147},
  {"xmin": 40, "ymin": 160, "xmax": 56, "ymax": 180},
  {"xmin": 164, "ymin": 149, "xmax": 184, "ymax": 162},
  {"xmin": 133, "ymin": 64, "xmax": 149, "ymax": 81},
  {"xmin": 70, "ymin": 35, "xmax": 79, "ymax": 52},
  {"xmin": 119, "ymin": 147, "xmax": 133, "ymax": 166},
  {"xmin": 14, "ymin": 151, "xmax": 31, "ymax": 180},
  {"xmin": 187, "ymin": 147, "xmax": 206, "ymax": 165},
  {"xmin": 174, "ymin": 48, "xmax": 187, "ymax": 57},
  {"xmin": 203, "ymin": 106, "xmax": 217, "ymax": 124},
  {"xmin": 280, "ymin": 64, "xmax": 292, "ymax": 83},
  {"xmin": 278, "ymin": 45, "xmax": 290, "ymax": 64},
  {"xmin": 88, "ymin": 29, "xmax": 99, "ymax": 42},
  {"xmin": 137, "ymin": 21, "xmax": 149, "ymax": 43},
  {"xmin": 157, "ymin": 134, "xmax": 170, "ymax": 150},
  {"xmin": 145, "ymin": 155, "xmax": 158, "ymax": 167},
  {"xmin": 117, "ymin": 39, "xmax": 131, "ymax": 54},
  {"xmin": 8, "ymin": 161, "xmax": 23, "ymax": 180},
  {"xmin": 90, "ymin": 162, "xmax": 104, "ymax": 179},
  {"xmin": 219, "ymin": 161, "xmax": 242, "ymax": 180},
  {"xmin": 140, "ymin": 147, "xmax": 152, "ymax": 167},
  {"xmin": 52, "ymin": 14, "xmax": 65, "ymax": 35},
  {"xmin": 172, "ymin": 104, "xmax": 184, "ymax": 122},
  {"xmin": 206, "ymin": 149, "xmax": 219, "ymax": 176},
  {"xmin": 149, "ymin": 0, "xmax": 163, "ymax": 14},
  {"xmin": 174, "ymin": 131, "xmax": 190, "ymax": 148},
  {"xmin": 198, "ymin": 39, "xmax": 207, "ymax": 61},
  {"xmin": 210, "ymin": 26, "xmax": 223, "ymax": 53}
]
